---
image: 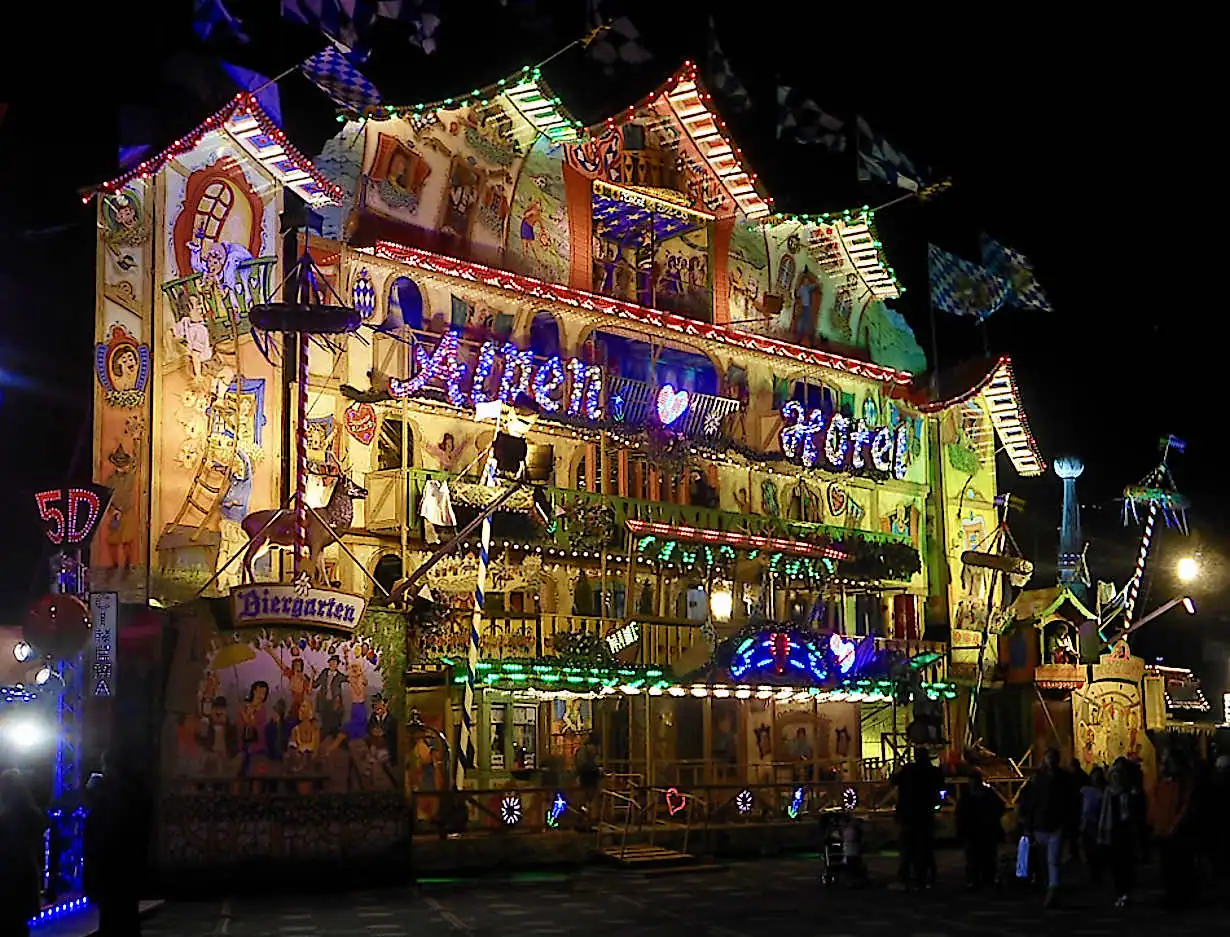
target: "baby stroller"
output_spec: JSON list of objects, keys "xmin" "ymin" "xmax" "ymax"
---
[{"xmin": 819, "ymin": 809, "xmax": 867, "ymax": 886}]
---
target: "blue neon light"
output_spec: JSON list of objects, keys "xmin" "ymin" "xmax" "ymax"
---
[{"xmin": 30, "ymin": 897, "xmax": 89, "ymax": 928}]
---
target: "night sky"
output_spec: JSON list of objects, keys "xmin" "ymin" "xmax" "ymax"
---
[{"xmin": 0, "ymin": 4, "xmax": 1217, "ymax": 678}]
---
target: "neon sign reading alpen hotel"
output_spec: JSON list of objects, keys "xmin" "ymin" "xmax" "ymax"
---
[
  {"xmin": 386, "ymin": 330, "xmax": 603, "ymax": 419},
  {"xmin": 779, "ymin": 400, "xmax": 911, "ymax": 479}
]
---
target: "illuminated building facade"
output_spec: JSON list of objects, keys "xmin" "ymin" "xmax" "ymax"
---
[{"xmin": 88, "ymin": 65, "xmax": 1044, "ymax": 847}]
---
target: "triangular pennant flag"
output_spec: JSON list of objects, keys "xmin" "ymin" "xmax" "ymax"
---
[{"xmin": 587, "ymin": 0, "xmax": 652, "ymax": 74}]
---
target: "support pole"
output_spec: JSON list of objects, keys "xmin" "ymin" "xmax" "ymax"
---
[
  {"xmin": 457, "ymin": 451, "xmax": 498, "ymax": 790},
  {"xmin": 1123, "ymin": 501, "xmax": 1158, "ymax": 627},
  {"xmin": 294, "ymin": 330, "xmax": 310, "ymax": 581}
]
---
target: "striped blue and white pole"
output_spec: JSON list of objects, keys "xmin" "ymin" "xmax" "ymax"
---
[
  {"xmin": 457, "ymin": 454, "xmax": 497, "ymax": 790},
  {"xmin": 1123, "ymin": 501, "xmax": 1158, "ymax": 628}
]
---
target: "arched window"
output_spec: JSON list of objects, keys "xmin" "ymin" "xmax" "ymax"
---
[
  {"xmin": 195, "ymin": 181, "xmax": 235, "ymax": 241},
  {"xmin": 529, "ymin": 310, "xmax": 561, "ymax": 358},
  {"xmin": 385, "ymin": 276, "xmax": 424, "ymax": 331},
  {"xmin": 373, "ymin": 554, "xmax": 404, "ymax": 603}
]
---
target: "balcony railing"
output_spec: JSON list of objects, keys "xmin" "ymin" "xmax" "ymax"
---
[
  {"xmin": 395, "ymin": 468, "xmax": 912, "ymax": 556},
  {"xmin": 159, "ymin": 256, "xmax": 278, "ymax": 345},
  {"xmin": 413, "ymin": 613, "xmax": 704, "ymax": 670}
]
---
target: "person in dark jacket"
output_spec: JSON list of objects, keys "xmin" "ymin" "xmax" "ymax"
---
[
  {"xmin": 956, "ymin": 769, "xmax": 1005, "ymax": 890},
  {"xmin": 0, "ymin": 770, "xmax": 47, "ymax": 937},
  {"xmin": 84, "ymin": 751, "xmax": 153, "ymax": 937},
  {"xmin": 1079, "ymin": 766, "xmax": 1107, "ymax": 883},
  {"xmin": 1098, "ymin": 761, "xmax": 1145, "ymax": 908},
  {"xmin": 1018, "ymin": 748, "xmax": 1069, "ymax": 907},
  {"xmin": 1066, "ymin": 758, "xmax": 1089, "ymax": 862},
  {"xmin": 891, "ymin": 748, "xmax": 944, "ymax": 889}
]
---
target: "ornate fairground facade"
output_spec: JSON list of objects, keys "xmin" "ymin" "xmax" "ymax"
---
[{"xmin": 88, "ymin": 64, "xmax": 1045, "ymax": 868}]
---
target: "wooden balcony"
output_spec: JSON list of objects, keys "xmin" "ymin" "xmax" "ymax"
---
[
  {"xmin": 372, "ymin": 468, "xmax": 912, "ymax": 556},
  {"xmin": 413, "ymin": 613, "xmax": 704, "ymax": 671}
]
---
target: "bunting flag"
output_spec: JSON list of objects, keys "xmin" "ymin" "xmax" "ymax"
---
[
  {"xmin": 706, "ymin": 17, "xmax": 750, "ymax": 113},
  {"xmin": 857, "ymin": 116, "xmax": 923, "ymax": 192},
  {"xmin": 300, "ymin": 45, "xmax": 383, "ymax": 113},
  {"xmin": 586, "ymin": 0, "xmax": 652, "ymax": 73},
  {"xmin": 776, "ymin": 87, "xmax": 846, "ymax": 150},
  {"xmin": 282, "ymin": 0, "xmax": 439, "ymax": 60},
  {"xmin": 928, "ymin": 244, "xmax": 1011, "ymax": 320},
  {"xmin": 193, "ymin": 0, "xmax": 249, "ymax": 43},
  {"xmin": 981, "ymin": 235, "xmax": 1053, "ymax": 313}
]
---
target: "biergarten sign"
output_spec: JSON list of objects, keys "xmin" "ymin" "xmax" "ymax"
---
[{"xmin": 230, "ymin": 584, "xmax": 366, "ymax": 632}]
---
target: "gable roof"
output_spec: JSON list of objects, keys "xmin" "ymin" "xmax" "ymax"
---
[
  {"xmin": 85, "ymin": 94, "xmax": 344, "ymax": 207},
  {"xmin": 919, "ymin": 355, "xmax": 1045, "ymax": 477}
]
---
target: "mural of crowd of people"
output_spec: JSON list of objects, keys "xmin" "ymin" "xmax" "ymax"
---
[{"xmin": 173, "ymin": 631, "xmax": 400, "ymax": 793}]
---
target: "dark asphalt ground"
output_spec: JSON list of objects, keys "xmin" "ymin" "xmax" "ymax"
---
[{"xmin": 135, "ymin": 851, "xmax": 1226, "ymax": 937}]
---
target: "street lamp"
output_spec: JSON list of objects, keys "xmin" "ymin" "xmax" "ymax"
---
[
  {"xmin": 1103, "ymin": 594, "xmax": 1197, "ymax": 648},
  {"xmin": 1177, "ymin": 556, "xmax": 1201, "ymax": 583}
]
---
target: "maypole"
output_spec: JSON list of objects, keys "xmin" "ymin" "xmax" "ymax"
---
[
  {"xmin": 294, "ymin": 325, "xmax": 311, "ymax": 582},
  {"xmin": 458, "ymin": 450, "xmax": 496, "ymax": 790}
]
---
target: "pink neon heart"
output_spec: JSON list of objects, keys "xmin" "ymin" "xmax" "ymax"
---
[
  {"xmin": 665, "ymin": 787, "xmax": 688, "ymax": 816},
  {"xmin": 656, "ymin": 385, "xmax": 690, "ymax": 426}
]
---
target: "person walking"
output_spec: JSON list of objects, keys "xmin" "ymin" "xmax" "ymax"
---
[
  {"xmin": 1066, "ymin": 758, "xmax": 1089, "ymax": 864},
  {"xmin": 1098, "ymin": 762, "xmax": 1145, "ymax": 908},
  {"xmin": 0, "ymin": 770, "xmax": 47, "ymax": 937},
  {"xmin": 1018, "ymin": 748, "xmax": 1069, "ymax": 907},
  {"xmin": 956, "ymin": 769, "xmax": 1004, "ymax": 890},
  {"xmin": 890, "ymin": 748, "xmax": 944, "ymax": 890},
  {"xmin": 1150, "ymin": 753, "xmax": 1194, "ymax": 910},
  {"xmin": 84, "ymin": 751, "xmax": 153, "ymax": 937},
  {"xmin": 1080, "ymin": 766, "xmax": 1107, "ymax": 883},
  {"xmin": 574, "ymin": 733, "xmax": 603, "ymax": 832}
]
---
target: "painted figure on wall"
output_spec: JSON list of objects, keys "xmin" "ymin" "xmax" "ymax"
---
[
  {"xmin": 440, "ymin": 157, "xmax": 481, "ymax": 241},
  {"xmin": 96, "ymin": 324, "xmax": 151, "ymax": 409},
  {"xmin": 508, "ymin": 138, "xmax": 570, "ymax": 283},
  {"xmin": 102, "ymin": 189, "xmax": 151, "ymax": 261},
  {"xmin": 167, "ymin": 290, "xmax": 214, "ymax": 381},
  {"xmin": 174, "ymin": 631, "xmax": 397, "ymax": 792},
  {"xmin": 791, "ymin": 268, "xmax": 822, "ymax": 336},
  {"xmin": 216, "ymin": 447, "xmax": 253, "ymax": 590},
  {"xmin": 369, "ymin": 134, "xmax": 433, "ymax": 214},
  {"xmin": 188, "ymin": 231, "xmax": 254, "ymax": 309}
]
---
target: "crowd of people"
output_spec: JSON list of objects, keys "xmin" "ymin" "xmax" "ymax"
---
[
  {"xmin": 0, "ymin": 748, "xmax": 152, "ymax": 937},
  {"xmin": 891, "ymin": 744, "xmax": 1230, "ymax": 911}
]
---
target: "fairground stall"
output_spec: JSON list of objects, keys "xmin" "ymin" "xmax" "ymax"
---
[{"xmin": 85, "ymin": 62, "xmax": 1044, "ymax": 870}]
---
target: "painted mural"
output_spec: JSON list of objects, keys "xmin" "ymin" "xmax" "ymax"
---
[
  {"xmin": 154, "ymin": 132, "xmax": 283, "ymax": 590},
  {"xmin": 727, "ymin": 223, "xmax": 769, "ymax": 324},
  {"xmin": 164, "ymin": 601, "xmax": 405, "ymax": 794},
  {"xmin": 357, "ymin": 97, "xmax": 539, "ymax": 268},
  {"xmin": 94, "ymin": 182, "xmax": 154, "ymax": 592},
  {"xmin": 759, "ymin": 221, "xmax": 925, "ymax": 373},
  {"xmin": 1072, "ymin": 649, "xmax": 1157, "ymax": 787},
  {"xmin": 506, "ymin": 137, "xmax": 570, "ymax": 283}
]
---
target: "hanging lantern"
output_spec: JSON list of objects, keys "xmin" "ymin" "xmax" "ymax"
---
[{"xmin": 23, "ymin": 594, "xmax": 91, "ymax": 660}]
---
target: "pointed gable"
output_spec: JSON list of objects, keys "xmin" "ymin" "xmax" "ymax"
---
[{"xmin": 87, "ymin": 94, "xmax": 344, "ymax": 208}]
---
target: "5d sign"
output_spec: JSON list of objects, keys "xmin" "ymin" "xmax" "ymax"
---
[{"xmin": 35, "ymin": 485, "xmax": 112, "ymax": 546}]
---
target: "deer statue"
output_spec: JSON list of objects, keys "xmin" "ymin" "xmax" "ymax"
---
[{"xmin": 240, "ymin": 473, "xmax": 368, "ymax": 585}]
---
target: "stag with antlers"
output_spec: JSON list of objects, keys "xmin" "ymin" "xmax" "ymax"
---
[{"xmin": 240, "ymin": 472, "xmax": 367, "ymax": 585}]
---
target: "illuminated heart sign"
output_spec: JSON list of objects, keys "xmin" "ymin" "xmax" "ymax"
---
[
  {"xmin": 829, "ymin": 633, "xmax": 856, "ymax": 674},
  {"xmin": 664, "ymin": 787, "xmax": 688, "ymax": 816},
  {"xmin": 656, "ymin": 385, "xmax": 690, "ymax": 426}
]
